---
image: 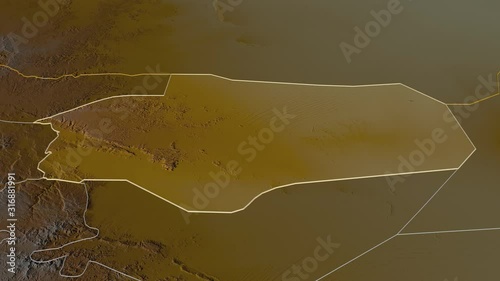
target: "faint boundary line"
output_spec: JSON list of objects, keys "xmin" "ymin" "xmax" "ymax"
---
[
  {"xmin": 0, "ymin": 64, "xmax": 497, "ymax": 125},
  {"xmin": 446, "ymin": 93, "xmax": 499, "ymax": 106},
  {"xmin": 37, "ymin": 169, "xmax": 460, "ymax": 214},
  {"xmin": 0, "ymin": 64, "xmax": 487, "ymax": 280},
  {"xmin": 32, "ymin": 78, "xmax": 443, "ymax": 122},
  {"xmin": 36, "ymin": 75, "xmax": 172, "ymax": 122},
  {"xmin": 316, "ymin": 234, "xmax": 398, "ymax": 280},
  {"xmin": 315, "ymin": 168, "xmax": 466, "ymax": 281},
  {"xmin": 31, "ymin": 93, "xmax": 475, "ymax": 214},
  {"xmin": 316, "ymin": 107, "xmax": 476, "ymax": 280},
  {"xmin": 0, "ymin": 76, "xmax": 473, "ymax": 215},
  {"xmin": 399, "ymin": 227, "xmax": 500, "ymax": 236},
  {"xmin": 397, "ymin": 106, "xmax": 476, "ymax": 234},
  {"xmin": 28, "ymin": 182, "xmax": 142, "ymax": 281},
  {"xmin": 0, "ymin": 64, "xmax": 170, "ymax": 80},
  {"xmin": 4, "ymin": 63, "xmax": 493, "ymax": 108},
  {"xmin": 446, "ymin": 71, "xmax": 500, "ymax": 106}
]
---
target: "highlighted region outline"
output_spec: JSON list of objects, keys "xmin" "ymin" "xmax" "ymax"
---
[
  {"xmin": 0, "ymin": 64, "xmax": 479, "ymax": 214},
  {"xmin": 30, "ymin": 75, "xmax": 476, "ymax": 214},
  {"xmin": 2, "ymin": 63, "xmax": 497, "ymax": 281}
]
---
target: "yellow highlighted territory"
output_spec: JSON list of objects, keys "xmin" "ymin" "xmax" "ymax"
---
[{"xmin": 39, "ymin": 75, "xmax": 474, "ymax": 212}]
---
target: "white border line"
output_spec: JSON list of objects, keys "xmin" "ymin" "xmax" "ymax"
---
[
  {"xmin": 37, "ymin": 168, "xmax": 459, "ymax": 214},
  {"xmin": 315, "ymin": 106, "xmax": 477, "ymax": 280},
  {"xmin": 3, "ymin": 65, "xmax": 498, "ymax": 123},
  {"xmin": 316, "ymin": 162, "xmax": 470, "ymax": 280},
  {"xmin": 22, "ymin": 73, "xmax": 445, "ymax": 122},
  {"xmin": 0, "ymin": 120, "xmax": 40, "ymax": 125},
  {"xmin": 31, "ymin": 75, "xmax": 474, "ymax": 214},
  {"xmin": 397, "ymin": 105, "xmax": 476, "ymax": 233},
  {"xmin": 34, "ymin": 120, "xmax": 464, "ymax": 214},
  {"xmin": 28, "ymin": 182, "xmax": 142, "ymax": 281},
  {"xmin": 317, "ymin": 234, "xmax": 399, "ymax": 281},
  {"xmin": 399, "ymin": 227, "xmax": 500, "ymax": 236},
  {"xmin": 0, "ymin": 229, "xmax": 8, "ymax": 245},
  {"xmin": 26, "ymin": 104, "xmax": 476, "ymax": 281},
  {"xmin": 0, "ymin": 72, "xmax": 480, "ymax": 280},
  {"xmin": 36, "ymin": 75, "xmax": 172, "ymax": 122},
  {"xmin": 0, "ymin": 63, "xmax": 496, "ymax": 108},
  {"xmin": 27, "ymin": 152, "xmax": 474, "ymax": 281}
]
